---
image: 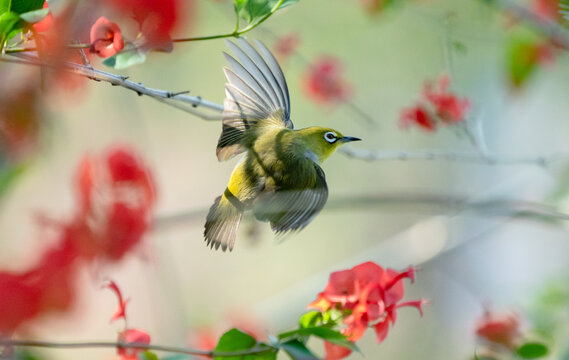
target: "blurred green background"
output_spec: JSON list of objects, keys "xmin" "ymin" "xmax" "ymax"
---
[{"xmin": 3, "ymin": 0, "xmax": 569, "ymax": 358}]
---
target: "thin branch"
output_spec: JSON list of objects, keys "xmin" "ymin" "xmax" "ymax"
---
[
  {"xmin": 486, "ymin": 0, "xmax": 569, "ymax": 49},
  {"xmin": 153, "ymin": 192, "xmax": 569, "ymax": 230},
  {"xmin": 339, "ymin": 146, "xmax": 569, "ymax": 166},
  {"xmin": 2, "ymin": 52, "xmax": 223, "ymax": 120},
  {"xmin": 0, "ymin": 339, "xmax": 275, "ymax": 358}
]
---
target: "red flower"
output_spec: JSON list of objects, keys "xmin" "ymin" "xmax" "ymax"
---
[
  {"xmin": 399, "ymin": 74, "xmax": 470, "ymax": 131},
  {"xmin": 104, "ymin": 0, "xmax": 187, "ymax": 49},
  {"xmin": 422, "ymin": 75, "xmax": 470, "ymax": 124},
  {"xmin": 475, "ymin": 308, "xmax": 522, "ymax": 349},
  {"xmin": 274, "ymin": 33, "xmax": 300, "ymax": 61},
  {"xmin": 118, "ymin": 329, "xmax": 151, "ymax": 360},
  {"xmin": 308, "ymin": 262, "xmax": 424, "ymax": 343},
  {"xmin": 72, "ymin": 146, "xmax": 156, "ymax": 261},
  {"xmin": 89, "ymin": 17, "xmax": 124, "ymax": 58},
  {"xmin": 324, "ymin": 341, "xmax": 353, "ymax": 360},
  {"xmin": 303, "ymin": 56, "xmax": 352, "ymax": 105}
]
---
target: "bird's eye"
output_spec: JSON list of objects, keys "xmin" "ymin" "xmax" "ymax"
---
[{"xmin": 324, "ymin": 132, "xmax": 337, "ymax": 143}]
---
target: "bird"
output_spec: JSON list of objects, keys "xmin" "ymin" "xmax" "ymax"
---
[{"xmin": 204, "ymin": 38, "xmax": 361, "ymax": 252}]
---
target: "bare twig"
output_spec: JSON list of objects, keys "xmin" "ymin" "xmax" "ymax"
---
[
  {"xmin": 0, "ymin": 339, "xmax": 275, "ymax": 358},
  {"xmin": 153, "ymin": 192, "xmax": 569, "ymax": 230},
  {"xmin": 1, "ymin": 53, "xmax": 223, "ymax": 120},
  {"xmin": 4, "ymin": 52, "xmax": 569, "ymax": 168},
  {"xmin": 339, "ymin": 146, "xmax": 569, "ymax": 167}
]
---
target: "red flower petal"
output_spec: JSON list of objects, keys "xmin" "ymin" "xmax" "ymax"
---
[
  {"xmin": 324, "ymin": 341, "xmax": 352, "ymax": 360},
  {"xmin": 103, "ymin": 280, "xmax": 129, "ymax": 323},
  {"xmin": 89, "ymin": 17, "xmax": 124, "ymax": 58},
  {"xmin": 323, "ymin": 269, "xmax": 359, "ymax": 304}
]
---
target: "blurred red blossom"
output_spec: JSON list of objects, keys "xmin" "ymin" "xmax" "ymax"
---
[
  {"xmin": 475, "ymin": 308, "xmax": 522, "ymax": 349},
  {"xmin": 89, "ymin": 17, "xmax": 124, "ymax": 58},
  {"xmin": 72, "ymin": 146, "xmax": 156, "ymax": 261},
  {"xmin": 273, "ymin": 33, "xmax": 300, "ymax": 62},
  {"xmin": 302, "ymin": 56, "xmax": 352, "ymax": 105},
  {"xmin": 117, "ymin": 328, "xmax": 151, "ymax": 360},
  {"xmin": 104, "ymin": 280, "xmax": 130, "ymax": 323},
  {"xmin": 0, "ymin": 145, "xmax": 155, "ymax": 336},
  {"xmin": 531, "ymin": 0, "xmax": 563, "ymax": 21},
  {"xmin": 308, "ymin": 261, "xmax": 425, "ymax": 357},
  {"xmin": 104, "ymin": 0, "xmax": 187, "ymax": 49},
  {"xmin": 0, "ymin": 240, "xmax": 80, "ymax": 336},
  {"xmin": 399, "ymin": 74, "xmax": 470, "ymax": 131}
]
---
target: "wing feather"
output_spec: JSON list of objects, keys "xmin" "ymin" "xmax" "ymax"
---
[
  {"xmin": 216, "ymin": 39, "xmax": 293, "ymax": 161},
  {"xmin": 253, "ymin": 164, "xmax": 328, "ymax": 233}
]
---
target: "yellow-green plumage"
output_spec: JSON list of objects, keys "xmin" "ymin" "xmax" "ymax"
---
[{"xmin": 204, "ymin": 39, "xmax": 361, "ymax": 251}]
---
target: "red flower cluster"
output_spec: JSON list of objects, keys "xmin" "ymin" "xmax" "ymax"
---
[
  {"xmin": 302, "ymin": 56, "xmax": 352, "ymax": 105},
  {"xmin": 90, "ymin": 17, "xmax": 124, "ymax": 58},
  {"xmin": 0, "ymin": 145, "xmax": 156, "ymax": 336},
  {"xmin": 308, "ymin": 262, "xmax": 425, "ymax": 359},
  {"xmin": 475, "ymin": 308, "xmax": 522, "ymax": 349},
  {"xmin": 399, "ymin": 74, "xmax": 470, "ymax": 131}
]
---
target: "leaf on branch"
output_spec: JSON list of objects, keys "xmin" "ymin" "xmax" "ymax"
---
[
  {"xmin": 278, "ymin": 326, "xmax": 358, "ymax": 352},
  {"xmin": 0, "ymin": 10, "xmax": 20, "ymax": 49},
  {"xmin": 279, "ymin": 339, "xmax": 319, "ymax": 360},
  {"xmin": 214, "ymin": 328, "xmax": 276, "ymax": 360},
  {"xmin": 516, "ymin": 342, "xmax": 549, "ymax": 359},
  {"xmin": 233, "ymin": 0, "xmax": 298, "ymax": 27},
  {"xmin": 298, "ymin": 311, "xmax": 323, "ymax": 328},
  {"xmin": 103, "ymin": 46, "xmax": 147, "ymax": 70},
  {"xmin": 9, "ymin": 0, "xmax": 43, "ymax": 15},
  {"xmin": 18, "ymin": 7, "xmax": 48, "ymax": 23},
  {"xmin": 139, "ymin": 351, "xmax": 160, "ymax": 360}
]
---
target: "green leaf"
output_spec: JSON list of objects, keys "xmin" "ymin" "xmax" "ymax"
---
[
  {"xmin": 0, "ymin": 0, "xmax": 11, "ymax": 15},
  {"xmin": 279, "ymin": 326, "xmax": 358, "ymax": 353},
  {"xmin": 299, "ymin": 311, "xmax": 323, "ymax": 328},
  {"xmin": 139, "ymin": 351, "xmax": 160, "ymax": 360},
  {"xmin": 517, "ymin": 342, "xmax": 548, "ymax": 358},
  {"xmin": 19, "ymin": 7, "xmax": 48, "ymax": 23},
  {"xmin": 0, "ymin": 10, "xmax": 19, "ymax": 49},
  {"xmin": 103, "ymin": 48, "xmax": 147, "ymax": 70},
  {"xmin": 280, "ymin": 339, "xmax": 319, "ymax": 360},
  {"xmin": 505, "ymin": 28, "xmax": 543, "ymax": 89},
  {"xmin": 10, "ymin": 0, "xmax": 43, "ymax": 14},
  {"xmin": 214, "ymin": 328, "xmax": 276, "ymax": 360},
  {"xmin": 234, "ymin": 0, "xmax": 298, "ymax": 26}
]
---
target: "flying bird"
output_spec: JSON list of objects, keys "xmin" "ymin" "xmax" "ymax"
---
[{"xmin": 204, "ymin": 39, "xmax": 361, "ymax": 251}]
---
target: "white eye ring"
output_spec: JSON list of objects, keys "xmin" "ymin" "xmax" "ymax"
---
[{"xmin": 324, "ymin": 131, "xmax": 337, "ymax": 143}]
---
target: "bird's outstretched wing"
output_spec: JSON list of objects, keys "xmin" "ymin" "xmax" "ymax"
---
[
  {"xmin": 253, "ymin": 164, "xmax": 328, "ymax": 233},
  {"xmin": 217, "ymin": 38, "xmax": 293, "ymax": 161}
]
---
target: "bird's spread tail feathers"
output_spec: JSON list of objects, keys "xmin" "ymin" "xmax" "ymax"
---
[{"xmin": 204, "ymin": 192, "xmax": 244, "ymax": 252}]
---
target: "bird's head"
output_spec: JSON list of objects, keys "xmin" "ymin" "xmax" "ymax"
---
[{"xmin": 298, "ymin": 127, "xmax": 361, "ymax": 164}]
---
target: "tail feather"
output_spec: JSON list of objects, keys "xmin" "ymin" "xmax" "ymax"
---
[{"xmin": 204, "ymin": 195, "xmax": 243, "ymax": 252}]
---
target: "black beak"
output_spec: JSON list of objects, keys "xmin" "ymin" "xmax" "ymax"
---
[{"xmin": 339, "ymin": 136, "xmax": 362, "ymax": 143}]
